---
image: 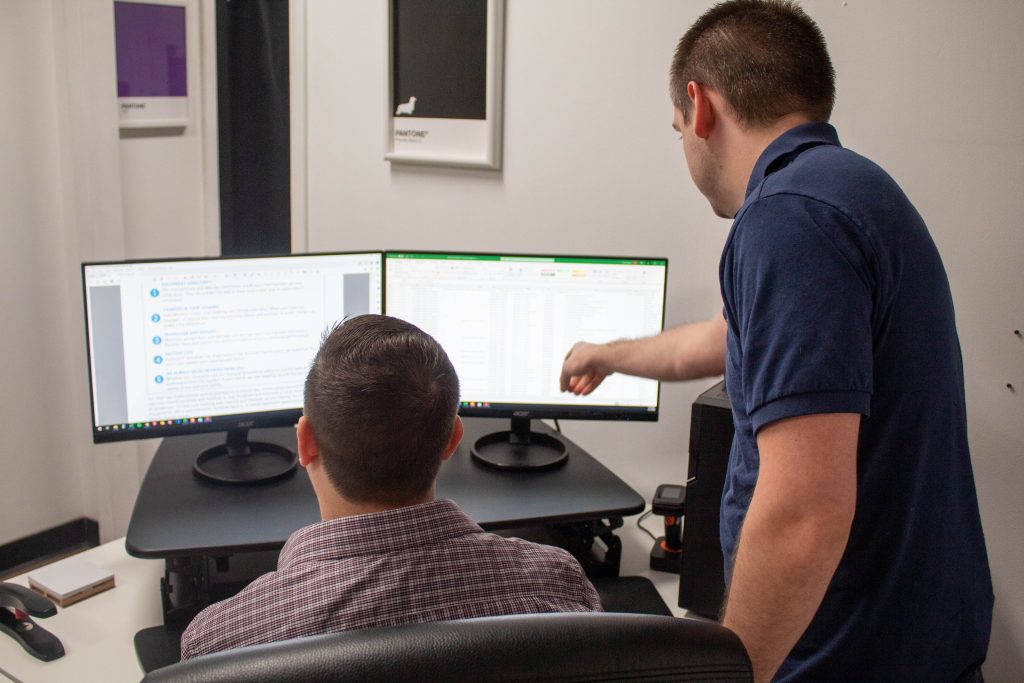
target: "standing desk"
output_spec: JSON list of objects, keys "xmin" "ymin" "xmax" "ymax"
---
[{"xmin": 125, "ymin": 418, "xmax": 646, "ymax": 670}]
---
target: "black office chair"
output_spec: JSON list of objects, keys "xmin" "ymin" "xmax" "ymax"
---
[{"xmin": 141, "ymin": 612, "xmax": 752, "ymax": 682}]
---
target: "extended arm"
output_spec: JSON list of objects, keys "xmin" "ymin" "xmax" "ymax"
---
[
  {"xmin": 721, "ymin": 412, "xmax": 859, "ymax": 682},
  {"xmin": 560, "ymin": 311, "xmax": 727, "ymax": 395}
]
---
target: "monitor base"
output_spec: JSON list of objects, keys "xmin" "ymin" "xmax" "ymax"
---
[
  {"xmin": 471, "ymin": 419, "xmax": 568, "ymax": 471},
  {"xmin": 193, "ymin": 429, "xmax": 297, "ymax": 485}
]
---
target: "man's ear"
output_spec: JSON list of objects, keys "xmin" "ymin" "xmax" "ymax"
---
[
  {"xmin": 440, "ymin": 416, "xmax": 464, "ymax": 462},
  {"xmin": 296, "ymin": 416, "xmax": 320, "ymax": 468},
  {"xmin": 688, "ymin": 81, "xmax": 715, "ymax": 140}
]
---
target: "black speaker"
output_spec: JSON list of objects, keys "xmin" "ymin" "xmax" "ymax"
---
[{"xmin": 678, "ymin": 380, "xmax": 733, "ymax": 619}]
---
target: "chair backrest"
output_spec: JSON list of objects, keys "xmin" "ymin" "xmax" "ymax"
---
[{"xmin": 143, "ymin": 612, "xmax": 752, "ymax": 683}]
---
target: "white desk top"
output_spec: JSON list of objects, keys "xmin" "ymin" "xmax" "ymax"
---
[
  {"xmin": 0, "ymin": 540, "xmax": 163, "ymax": 683},
  {"xmin": 0, "ymin": 516, "xmax": 685, "ymax": 682}
]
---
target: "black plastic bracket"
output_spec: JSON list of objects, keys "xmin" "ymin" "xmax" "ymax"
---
[
  {"xmin": 161, "ymin": 556, "xmax": 211, "ymax": 626},
  {"xmin": 548, "ymin": 518, "xmax": 624, "ymax": 579}
]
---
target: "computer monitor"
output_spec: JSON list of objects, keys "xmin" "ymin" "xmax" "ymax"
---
[
  {"xmin": 82, "ymin": 252, "xmax": 383, "ymax": 485},
  {"xmin": 385, "ymin": 251, "xmax": 667, "ymax": 470}
]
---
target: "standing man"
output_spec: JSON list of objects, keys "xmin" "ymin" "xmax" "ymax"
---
[
  {"xmin": 182, "ymin": 315, "xmax": 601, "ymax": 660},
  {"xmin": 560, "ymin": 2, "xmax": 992, "ymax": 681}
]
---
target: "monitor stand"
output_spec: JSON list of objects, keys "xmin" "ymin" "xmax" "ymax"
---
[
  {"xmin": 470, "ymin": 417, "xmax": 569, "ymax": 471},
  {"xmin": 192, "ymin": 428, "xmax": 298, "ymax": 485}
]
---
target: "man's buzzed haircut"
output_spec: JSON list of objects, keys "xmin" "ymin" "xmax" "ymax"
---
[
  {"xmin": 671, "ymin": 0, "xmax": 835, "ymax": 126},
  {"xmin": 303, "ymin": 314, "xmax": 460, "ymax": 506}
]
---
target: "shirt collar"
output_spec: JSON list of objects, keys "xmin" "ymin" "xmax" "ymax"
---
[
  {"xmin": 745, "ymin": 121, "xmax": 841, "ymax": 199},
  {"xmin": 278, "ymin": 499, "xmax": 482, "ymax": 567}
]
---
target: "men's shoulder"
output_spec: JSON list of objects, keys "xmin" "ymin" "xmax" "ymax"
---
[
  {"xmin": 477, "ymin": 535, "xmax": 602, "ymax": 610},
  {"xmin": 730, "ymin": 146, "xmax": 891, "ymax": 286},
  {"xmin": 179, "ymin": 566, "xmax": 290, "ymax": 660},
  {"xmin": 758, "ymin": 143, "xmax": 905, "ymax": 223},
  {"xmin": 729, "ymin": 188, "xmax": 870, "ymax": 279},
  {"xmin": 491, "ymin": 533, "xmax": 581, "ymax": 562},
  {"xmin": 472, "ymin": 534, "xmax": 596, "ymax": 590}
]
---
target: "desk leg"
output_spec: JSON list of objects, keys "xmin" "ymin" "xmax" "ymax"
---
[
  {"xmin": 548, "ymin": 518, "xmax": 624, "ymax": 579},
  {"xmin": 161, "ymin": 556, "xmax": 210, "ymax": 626},
  {"xmin": 133, "ymin": 557, "xmax": 209, "ymax": 673}
]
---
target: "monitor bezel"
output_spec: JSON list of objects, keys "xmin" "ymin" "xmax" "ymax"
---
[
  {"xmin": 81, "ymin": 251, "xmax": 384, "ymax": 445},
  {"xmin": 383, "ymin": 249, "xmax": 668, "ymax": 423}
]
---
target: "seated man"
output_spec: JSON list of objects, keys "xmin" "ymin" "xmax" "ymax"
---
[{"xmin": 180, "ymin": 314, "xmax": 602, "ymax": 660}]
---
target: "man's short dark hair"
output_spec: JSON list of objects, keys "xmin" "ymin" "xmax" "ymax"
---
[
  {"xmin": 303, "ymin": 314, "xmax": 460, "ymax": 506},
  {"xmin": 670, "ymin": 0, "xmax": 835, "ymax": 126}
]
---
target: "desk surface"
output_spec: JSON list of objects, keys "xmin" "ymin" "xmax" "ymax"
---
[
  {"xmin": 0, "ymin": 541, "xmax": 164, "ymax": 683},
  {"xmin": 127, "ymin": 418, "xmax": 646, "ymax": 558}
]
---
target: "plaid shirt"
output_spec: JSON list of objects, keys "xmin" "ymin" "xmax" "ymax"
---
[{"xmin": 180, "ymin": 499, "xmax": 602, "ymax": 660}]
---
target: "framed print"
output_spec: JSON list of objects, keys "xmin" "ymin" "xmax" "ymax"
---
[
  {"xmin": 386, "ymin": 0, "xmax": 504, "ymax": 169},
  {"xmin": 114, "ymin": 0, "xmax": 189, "ymax": 128}
]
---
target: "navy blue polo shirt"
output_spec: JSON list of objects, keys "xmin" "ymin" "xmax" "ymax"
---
[{"xmin": 719, "ymin": 122, "xmax": 993, "ymax": 681}]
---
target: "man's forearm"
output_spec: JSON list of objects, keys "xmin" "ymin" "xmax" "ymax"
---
[
  {"xmin": 721, "ymin": 413, "xmax": 859, "ymax": 682},
  {"xmin": 603, "ymin": 313, "xmax": 727, "ymax": 381},
  {"xmin": 722, "ymin": 499, "xmax": 850, "ymax": 681}
]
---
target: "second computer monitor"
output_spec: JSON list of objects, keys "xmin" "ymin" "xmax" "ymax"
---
[{"xmin": 385, "ymin": 251, "xmax": 667, "ymax": 470}]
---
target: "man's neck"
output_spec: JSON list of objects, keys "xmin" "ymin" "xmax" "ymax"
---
[{"xmin": 318, "ymin": 490, "xmax": 435, "ymax": 521}]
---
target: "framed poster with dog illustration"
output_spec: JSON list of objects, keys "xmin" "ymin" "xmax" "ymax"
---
[{"xmin": 386, "ymin": 0, "xmax": 504, "ymax": 169}]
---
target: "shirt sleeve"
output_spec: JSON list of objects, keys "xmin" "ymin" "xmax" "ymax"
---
[
  {"xmin": 727, "ymin": 193, "xmax": 875, "ymax": 432},
  {"xmin": 581, "ymin": 573, "xmax": 604, "ymax": 612},
  {"xmin": 540, "ymin": 544, "xmax": 603, "ymax": 612},
  {"xmin": 179, "ymin": 601, "xmax": 220, "ymax": 660}
]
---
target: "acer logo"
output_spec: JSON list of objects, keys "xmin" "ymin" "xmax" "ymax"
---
[
  {"xmin": 512, "ymin": 411, "xmax": 530, "ymax": 417},
  {"xmin": 237, "ymin": 420, "xmax": 255, "ymax": 428}
]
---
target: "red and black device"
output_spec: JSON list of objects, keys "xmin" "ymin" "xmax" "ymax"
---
[{"xmin": 649, "ymin": 483, "xmax": 686, "ymax": 573}]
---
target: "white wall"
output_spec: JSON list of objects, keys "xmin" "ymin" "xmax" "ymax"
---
[
  {"xmin": 0, "ymin": 1, "xmax": 93, "ymax": 545},
  {"xmin": 0, "ymin": 0, "xmax": 215, "ymax": 547},
  {"xmin": 299, "ymin": 1, "xmax": 1023, "ymax": 678}
]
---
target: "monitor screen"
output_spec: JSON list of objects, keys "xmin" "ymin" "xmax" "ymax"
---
[
  {"xmin": 82, "ymin": 252, "xmax": 383, "ymax": 446},
  {"xmin": 385, "ymin": 251, "xmax": 667, "ymax": 468}
]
